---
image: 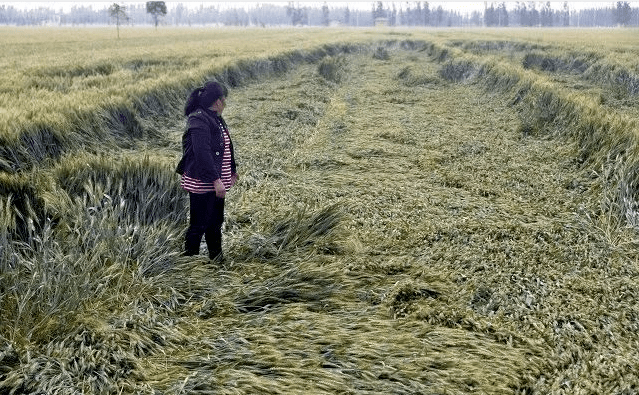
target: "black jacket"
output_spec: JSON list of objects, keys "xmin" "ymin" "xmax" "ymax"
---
[{"xmin": 176, "ymin": 107, "xmax": 237, "ymax": 183}]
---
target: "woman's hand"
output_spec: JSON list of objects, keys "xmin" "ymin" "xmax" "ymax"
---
[
  {"xmin": 230, "ymin": 172, "xmax": 239, "ymax": 187},
  {"xmin": 214, "ymin": 179, "xmax": 226, "ymax": 198}
]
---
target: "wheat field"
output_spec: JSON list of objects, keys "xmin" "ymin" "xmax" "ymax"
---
[{"xmin": 1, "ymin": 26, "xmax": 639, "ymax": 394}]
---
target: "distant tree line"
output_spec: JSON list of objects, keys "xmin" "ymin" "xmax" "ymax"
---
[
  {"xmin": 483, "ymin": 1, "xmax": 637, "ymax": 27},
  {"xmin": 0, "ymin": 1, "xmax": 637, "ymax": 28}
]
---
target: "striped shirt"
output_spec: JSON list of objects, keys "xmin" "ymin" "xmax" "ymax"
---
[
  {"xmin": 220, "ymin": 127, "xmax": 233, "ymax": 190},
  {"xmin": 180, "ymin": 174, "xmax": 216, "ymax": 194},
  {"xmin": 180, "ymin": 122, "xmax": 233, "ymax": 194}
]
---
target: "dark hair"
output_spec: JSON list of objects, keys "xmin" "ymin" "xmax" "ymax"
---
[{"xmin": 184, "ymin": 81, "xmax": 228, "ymax": 116}]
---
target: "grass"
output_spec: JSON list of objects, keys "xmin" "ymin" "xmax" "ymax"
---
[{"xmin": 2, "ymin": 27, "xmax": 639, "ymax": 393}]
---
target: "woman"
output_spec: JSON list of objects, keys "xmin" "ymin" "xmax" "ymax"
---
[{"xmin": 176, "ymin": 81, "xmax": 238, "ymax": 262}]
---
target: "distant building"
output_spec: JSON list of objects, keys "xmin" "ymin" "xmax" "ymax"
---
[{"xmin": 375, "ymin": 17, "xmax": 388, "ymax": 27}]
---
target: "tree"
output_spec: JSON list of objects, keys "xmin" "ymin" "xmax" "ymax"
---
[
  {"xmin": 108, "ymin": 3, "xmax": 127, "ymax": 38},
  {"xmin": 287, "ymin": 2, "xmax": 306, "ymax": 25},
  {"xmin": 540, "ymin": 1, "xmax": 553, "ymax": 26},
  {"xmin": 373, "ymin": 1, "xmax": 385, "ymax": 20},
  {"xmin": 485, "ymin": 3, "xmax": 496, "ymax": 26},
  {"xmin": 616, "ymin": 1, "xmax": 631, "ymax": 26},
  {"xmin": 498, "ymin": 2, "xmax": 508, "ymax": 26},
  {"xmin": 435, "ymin": 5, "xmax": 443, "ymax": 26},
  {"xmin": 146, "ymin": 1, "xmax": 166, "ymax": 29},
  {"xmin": 529, "ymin": 2, "xmax": 539, "ymax": 26},
  {"xmin": 484, "ymin": 2, "xmax": 507, "ymax": 27},
  {"xmin": 390, "ymin": 3, "xmax": 397, "ymax": 26},
  {"xmin": 423, "ymin": 2, "xmax": 430, "ymax": 26},
  {"xmin": 470, "ymin": 10, "xmax": 482, "ymax": 26},
  {"xmin": 321, "ymin": 2, "xmax": 329, "ymax": 26},
  {"xmin": 174, "ymin": 3, "xmax": 186, "ymax": 25},
  {"xmin": 563, "ymin": 2, "xmax": 570, "ymax": 26}
]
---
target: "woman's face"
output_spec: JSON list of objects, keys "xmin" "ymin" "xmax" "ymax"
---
[{"xmin": 210, "ymin": 97, "xmax": 226, "ymax": 114}]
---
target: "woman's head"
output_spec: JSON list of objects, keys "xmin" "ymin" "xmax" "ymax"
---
[{"xmin": 184, "ymin": 81, "xmax": 228, "ymax": 116}]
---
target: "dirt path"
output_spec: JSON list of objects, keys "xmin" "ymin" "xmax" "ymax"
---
[{"xmin": 154, "ymin": 48, "xmax": 638, "ymax": 393}]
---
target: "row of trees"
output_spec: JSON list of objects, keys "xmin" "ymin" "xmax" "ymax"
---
[
  {"xmin": 1, "ymin": 2, "xmax": 638, "ymax": 28},
  {"xmin": 483, "ymin": 2, "xmax": 571, "ymax": 27},
  {"xmin": 483, "ymin": 1, "xmax": 634, "ymax": 27}
]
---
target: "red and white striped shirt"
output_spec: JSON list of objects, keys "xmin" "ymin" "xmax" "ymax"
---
[
  {"xmin": 220, "ymin": 128, "xmax": 233, "ymax": 190},
  {"xmin": 180, "ymin": 125, "xmax": 233, "ymax": 194},
  {"xmin": 180, "ymin": 174, "xmax": 216, "ymax": 194}
]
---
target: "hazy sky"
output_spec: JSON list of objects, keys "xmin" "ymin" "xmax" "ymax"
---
[{"xmin": 3, "ymin": 1, "xmax": 621, "ymax": 13}]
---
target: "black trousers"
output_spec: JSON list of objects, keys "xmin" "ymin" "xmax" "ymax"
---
[{"xmin": 185, "ymin": 192, "xmax": 225, "ymax": 259}]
